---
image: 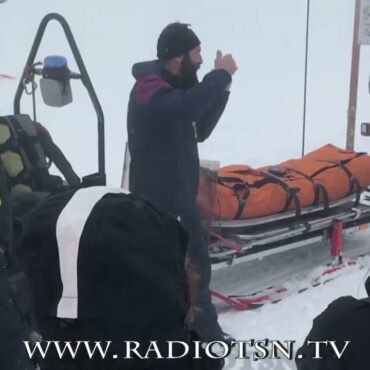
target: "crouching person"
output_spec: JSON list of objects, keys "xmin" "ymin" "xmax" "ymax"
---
[
  {"xmin": 296, "ymin": 276, "xmax": 370, "ymax": 370},
  {"xmin": 19, "ymin": 187, "xmax": 225, "ymax": 370}
]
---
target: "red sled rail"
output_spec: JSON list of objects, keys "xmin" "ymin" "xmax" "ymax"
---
[{"xmin": 211, "ymin": 257, "xmax": 364, "ymax": 310}]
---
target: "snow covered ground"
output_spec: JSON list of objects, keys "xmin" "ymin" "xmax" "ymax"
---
[
  {"xmin": 1, "ymin": 1, "xmax": 370, "ymax": 369},
  {"xmin": 219, "ymin": 265, "xmax": 370, "ymax": 369},
  {"xmin": 214, "ymin": 230, "xmax": 370, "ymax": 369}
]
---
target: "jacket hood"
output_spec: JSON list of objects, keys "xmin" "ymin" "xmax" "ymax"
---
[{"xmin": 131, "ymin": 60, "xmax": 161, "ymax": 80}]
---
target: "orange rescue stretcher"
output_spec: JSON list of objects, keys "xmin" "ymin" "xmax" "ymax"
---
[{"xmin": 197, "ymin": 144, "xmax": 370, "ymax": 268}]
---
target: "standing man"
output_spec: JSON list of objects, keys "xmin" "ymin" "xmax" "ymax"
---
[{"xmin": 127, "ymin": 22, "xmax": 237, "ymax": 342}]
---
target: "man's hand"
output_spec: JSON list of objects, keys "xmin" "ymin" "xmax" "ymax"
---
[{"xmin": 214, "ymin": 50, "xmax": 238, "ymax": 77}]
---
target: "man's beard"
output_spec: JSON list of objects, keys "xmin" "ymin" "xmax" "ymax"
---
[{"xmin": 180, "ymin": 54, "xmax": 200, "ymax": 89}]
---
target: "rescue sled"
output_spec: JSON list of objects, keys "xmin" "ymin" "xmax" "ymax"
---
[
  {"xmin": 207, "ymin": 192, "xmax": 370, "ymax": 265},
  {"xmin": 200, "ymin": 148, "xmax": 370, "ymax": 309},
  {"xmin": 119, "ymin": 116, "xmax": 370, "ymax": 309}
]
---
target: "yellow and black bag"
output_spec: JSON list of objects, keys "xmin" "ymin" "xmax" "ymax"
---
[{"xmin": 0, "ymin": 114, "xmax": 61, "ymax": 194}]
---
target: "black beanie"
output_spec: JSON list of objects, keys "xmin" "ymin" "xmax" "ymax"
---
[{"xmin": 157, "ymin": 23, "xmax": 201, "ymax": 61}]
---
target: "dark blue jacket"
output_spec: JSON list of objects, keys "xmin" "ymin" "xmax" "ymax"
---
[{"xmin": 127, "ymin": 60, "xmax": 231, "ymax": 213}]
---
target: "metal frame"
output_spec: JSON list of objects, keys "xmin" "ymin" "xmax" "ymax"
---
[
  {"xmin": 13, "ymin": 13, "xmax": 105, "ymax": 183},
  {"xmin": 211, "ymin": 217, "xmax": 367, "ymax": 309},
  {"xmin": 211, "ymin": 225, "xmax": 364, "ymax": 271},
  {"xmin": 210, "ymin": 198, "xmax": 370, "ymax": 267},
  {"xmin": 210, "ymin": 194, "xmax": 356, "ymax": 228}
]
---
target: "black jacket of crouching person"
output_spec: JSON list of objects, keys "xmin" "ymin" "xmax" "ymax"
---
[
  {"xmin": 18, "ymin": 188, "xmax": 224, "ymax": 370},
  {"xmin": 296, "ymin": 276, "xmax": 370, "ymax": 370}
]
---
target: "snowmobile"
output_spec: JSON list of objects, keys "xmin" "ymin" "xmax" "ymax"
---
[
  {"xmin": 0, "ymin": 13, "xmax": 107, "ymax": 312},
  {"xmin": 11, "ymin": 12, "xmax": 106, "ymax": 189}
]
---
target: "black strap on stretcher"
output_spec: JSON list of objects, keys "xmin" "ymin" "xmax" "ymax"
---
[
  {"xmin": 332, "ymin": 161, "xmax": 362, "ymax": 206},
  {"xmin": 218, "ymin": 176, "xmax": 249, "ymax": 220},
  {"xmin": 260, "ymin": 170, "xmax": 302, "ymax": 216},
  {"xmin": 218, "ymin": 170, "xmax": 302, "ymax": 220},
  {"xmin": 312, "ymin": 155, "xmax": 364, "ymax": 206},
  {"xmin": 282, "ymin": 167, "xmax": 330, "ymax": 212},
  {"xmin": 217, "ymin": 154, "xmax": 364, "ymax": 220}
]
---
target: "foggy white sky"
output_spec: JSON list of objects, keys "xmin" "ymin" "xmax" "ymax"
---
[{"xmin": 0, "ymin": 0, "xmax": 368, "ymax": 185}]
